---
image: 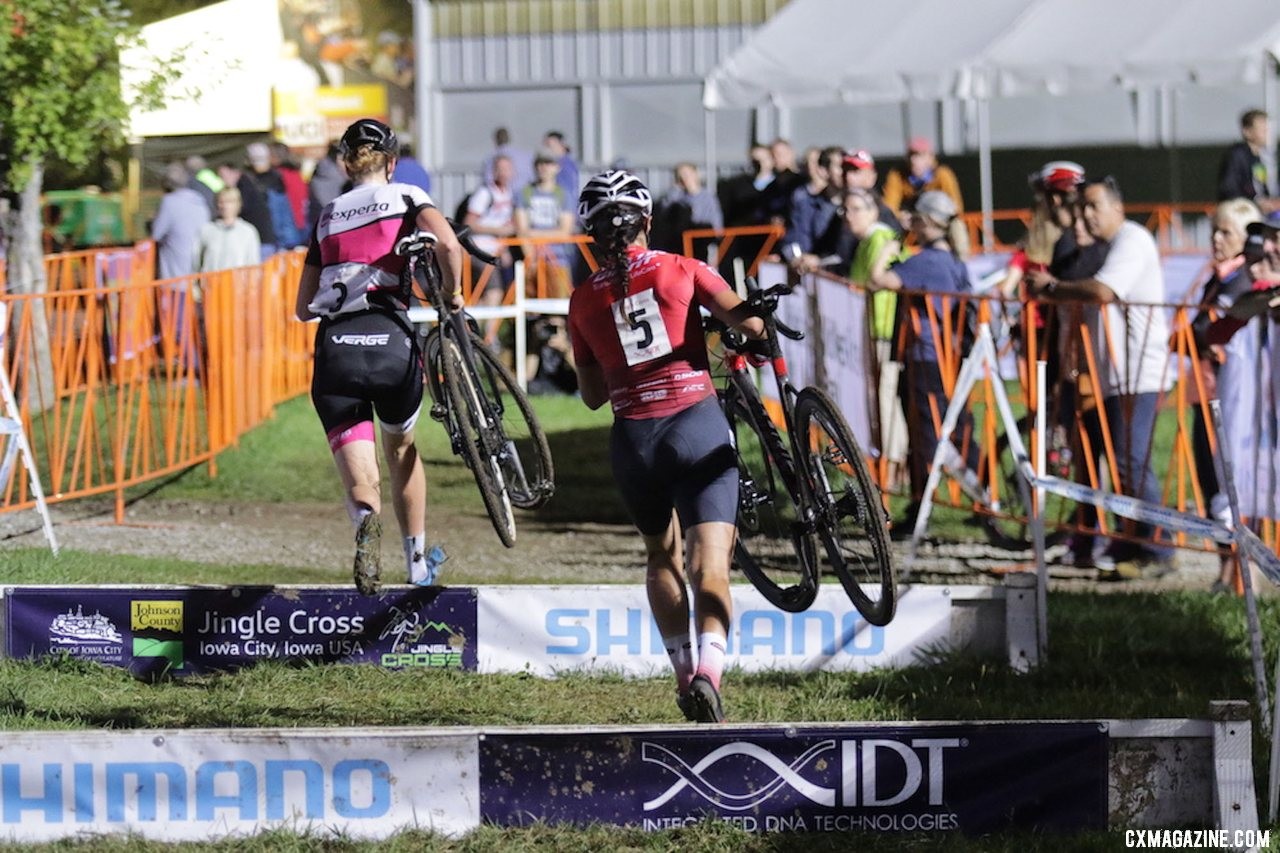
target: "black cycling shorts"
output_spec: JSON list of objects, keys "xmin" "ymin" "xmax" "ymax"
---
[
  {"xmin": 609, "ymin": 396, "xmax": 739, "ymax": 535},
  {"xmin": 311, "ymin": 310, "xmax": 423, "ymax": 443}
]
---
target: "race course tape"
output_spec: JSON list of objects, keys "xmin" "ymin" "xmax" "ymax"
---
[
  {"xmin": 1236, "ymin": 528, "xmax": 1280, "ymax": 585},
  {"xmin": 1028, "ymin": 474, "xmax": 1235, "ymax": 545}
]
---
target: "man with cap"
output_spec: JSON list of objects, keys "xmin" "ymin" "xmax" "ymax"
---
[
  {"xmin": 842, "ymin": 148, "xmax": 901, "ymax": 238},
  {"xmin": 1028, "ymin": 176, "xmax": 1175, "ymax": 581},
  {"xmin": 882, "ymin": 136, "xmax": 964, "ymax": 223}
]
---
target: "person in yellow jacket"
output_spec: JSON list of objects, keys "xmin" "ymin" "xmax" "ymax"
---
[{"xmin": 882, "ymin": 137, "xmax": 965, "ymax": 226}]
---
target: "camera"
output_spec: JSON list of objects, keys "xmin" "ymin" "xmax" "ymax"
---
[{"xmin": 1244, "ymin": 232, "xmax": 1267, "ymax": 265}]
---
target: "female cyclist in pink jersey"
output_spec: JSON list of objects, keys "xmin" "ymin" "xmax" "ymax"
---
[
  {"xmin": 568, "ymin": 170, "xmax": 764, "ymax": 722},
  {"xmin": 295, "ymin": 118, "xmax": 464, "ymax": 595}
]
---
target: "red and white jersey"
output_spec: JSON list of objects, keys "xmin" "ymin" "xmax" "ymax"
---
[
  {"xmin": 569, "ymin": 246, "xmax": 730, "ymax": 419},
  {"xmin": 305, "ymin": 182, "xmax": 433, "ymax": 317}
]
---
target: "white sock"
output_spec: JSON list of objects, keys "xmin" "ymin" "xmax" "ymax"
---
[
  {"xmin": 346, "ymin": 499, "xmax": 373, "ymax": 530},
  {"xmin": 695, "ymin": 632, "xmax": 727, "ymax": 691},
  {"xmin": 404, "ymin": 534, "xmax": 428, "ymax": 583},
  {"xmin": 663, "ymin": 632, "xmax": 695, "ymax": 693}
]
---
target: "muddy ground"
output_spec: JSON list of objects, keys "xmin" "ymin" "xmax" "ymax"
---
[{"xmin": 0, "ymin": 496, "xmax": 1225, "ymax": 595}]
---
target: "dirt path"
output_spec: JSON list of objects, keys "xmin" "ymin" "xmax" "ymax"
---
[{"xmin": 0, "ymin": 496, "xmax": 1224, "ymax": 594}]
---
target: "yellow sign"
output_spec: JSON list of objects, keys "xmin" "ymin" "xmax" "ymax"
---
[
  {"xmin": 274, "ymin": 85, "xmax": 388, "ymax": 149},
  {"xmin": 131, "ymin": 601, "xmax": 183, "ymax": 634}
]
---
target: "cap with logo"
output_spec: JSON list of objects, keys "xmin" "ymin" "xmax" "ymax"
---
[
  {"xmin": 907, "ymin": 136, "xmax": 934, "ymax": 155},
  {"xmin": 842, "ymin": 149, "xmax": 875, "ymax": 171}
]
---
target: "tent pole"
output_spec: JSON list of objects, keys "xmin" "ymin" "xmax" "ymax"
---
[
  {"xmin": 1266, "ymin": 52, "xmax": 1275, "ymax": 118},
  {"xmin": 978, "ymin": 96, "xmax": 994, "ymax": 252},
  {"xmin": 705, "ymin": 107, "xmax": 718, "ymax": 189},
  {"xmin": 412, "ymin": 0, "xmax": 436, "ymax": 171}
]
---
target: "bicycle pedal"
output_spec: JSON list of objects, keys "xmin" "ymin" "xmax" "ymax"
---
[{"xmin": 429, "ymin": 403, "xmax": 448, "ymax": 421}]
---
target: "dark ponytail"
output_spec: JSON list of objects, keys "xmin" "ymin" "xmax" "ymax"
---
[{"xmin": 589, "ymin": 206, "xmax": 645, "ymax": 303}]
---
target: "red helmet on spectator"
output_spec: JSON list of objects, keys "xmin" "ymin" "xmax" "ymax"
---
[{"xmin": 1032, "ymin": 161, "xmax": 1086, "ymax": 193}]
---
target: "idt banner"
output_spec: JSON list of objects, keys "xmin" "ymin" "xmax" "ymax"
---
[
  {"xmin": 479, "ymin": 723, "xmax": 1107, "ymax": 834},
  {"xmin": 3, "ymin": 586, "xmax": 477, "ymax": 677}
]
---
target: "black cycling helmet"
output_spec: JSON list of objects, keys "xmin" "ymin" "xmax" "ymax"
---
[
  {"xmin": 578, "ymin": 169, "xmax": 652, "ymax": 231},
  {"xmin": 340, "ymin": 118, "xmax": 398, "ymax": 156}
]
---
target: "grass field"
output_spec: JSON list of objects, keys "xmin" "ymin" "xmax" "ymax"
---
[{"xmin": 2, "ymin": 393, "xmax": 1277, "ymax": 851}]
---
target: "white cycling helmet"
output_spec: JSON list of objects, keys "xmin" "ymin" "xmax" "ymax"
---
[{"xmin": 577, "ymin": 169, "xmax": 652, "ymax": 229}]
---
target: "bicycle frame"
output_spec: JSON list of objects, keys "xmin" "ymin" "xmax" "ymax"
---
[{"xmin": 720, "ymin": 281, "xmax": 820, "ymax": 529}]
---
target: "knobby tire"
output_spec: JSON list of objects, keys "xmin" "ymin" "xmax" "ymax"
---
[{"xmin": 794, "ymin": 387, "xmax": 896, "ymax": 625}]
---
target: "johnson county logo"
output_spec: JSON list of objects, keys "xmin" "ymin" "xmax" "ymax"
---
[
  {"xmin": 130, "ymin": 599, "xmax": 184, "ymax": 670},
  {"xmin": 131, "ymin": 600, "xmax": 183, "ymax": 633}
]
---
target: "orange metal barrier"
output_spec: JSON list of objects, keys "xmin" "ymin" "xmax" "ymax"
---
[
  {"xmin": 0, "ymin": 249, "xmax": 312, "ymax": 523},
  {"xmin": 881, "ymin": 281, "xmax": 1263, "ymax": 559},
  {"xmin": 0, "ymin": 241, "xmax": 156, "ymax": 295},
  {"xmin": 0, "ymin": 210, "xmax": 1236, "ymax": 557},
  {"xmin": 682, "ymin": 224, "xmax": 785, "ymax": 278}
]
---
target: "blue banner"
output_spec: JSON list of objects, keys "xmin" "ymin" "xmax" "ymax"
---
[
  {"xmin": 4, "ymin": 586, "xmax": 477, "ymax": 677},
  {"xmin": 479, "ymin": 723, "xmax": 1107, "ymax": 834}
]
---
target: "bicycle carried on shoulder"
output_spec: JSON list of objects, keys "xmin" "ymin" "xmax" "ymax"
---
[
  {"xmin": 707, "ymin": 277, "xmax": 896, "ymax": 625},
  {"xmin": 394, "ymin": 224, "xmax": 555, "ymax": 547}
]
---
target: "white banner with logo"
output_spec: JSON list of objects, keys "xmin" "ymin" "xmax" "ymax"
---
[
  {"xmin": 0, "ymin": 729, "xmax": 478, "ymax": 842},
  {"xmin": 476, "ymin": 584, "xmax": 960, "ymax": 677},
  {"xmin": 755, "ymin": 263, "xmax": 874, "ymax": 450}
]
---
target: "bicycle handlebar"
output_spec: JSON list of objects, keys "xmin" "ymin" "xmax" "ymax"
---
[
  {"xmin": 393, "ymin": 220, "xmax": 498, "ymax": 266},
  {"xmin": 741, "ymin": 276, "xmax": 803, "ymax": 340}
]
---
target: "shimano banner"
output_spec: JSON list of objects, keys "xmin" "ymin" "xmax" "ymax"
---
[
  {"xmin": 0, "ymin": 728, "xmax": 477, "ymax": 841},
  {"xmin": 479, "ymin": 723, "xmax": 1107, "ymax": 834},
  {"xmin": 477, "ymin": 585, "xmax": 957, "ymax": 676},
  {"xmin": 3, "ymin": 587, "xmax": 477, "ymax": 676}
]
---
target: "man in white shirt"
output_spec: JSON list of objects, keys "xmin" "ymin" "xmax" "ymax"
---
[
  {"xmin": 1028, "ymin": 177, "xmax": 1174, "ymax": 579},
  {"xmin": 465, "ymin": 154, "xmax": 518, "ymax": 343}
]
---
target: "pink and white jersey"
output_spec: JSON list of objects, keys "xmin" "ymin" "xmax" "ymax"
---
[
  {"xmin": 305, "ymin": 182, "xmax": 433, "ymax": 317},
  {"xmin": 569, "ymin": 246, "xmax": 730, "ymax": 419}
]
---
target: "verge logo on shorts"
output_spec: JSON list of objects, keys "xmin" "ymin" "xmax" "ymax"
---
[{"xmin": 331, "ymin": 333, "xmax": 391, "ymax": 346}]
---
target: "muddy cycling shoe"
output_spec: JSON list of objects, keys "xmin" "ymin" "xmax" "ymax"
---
[
  {"xmin": 686, "ymin": 675, "xmax": 725, "ymax": 724},
  {"xmin": 353, "ymin": 512, "xmax": 383, "ymax": 596},
  {"xmin": 676, "ymin": 691, "xmax": 697, "ymax": 722}
]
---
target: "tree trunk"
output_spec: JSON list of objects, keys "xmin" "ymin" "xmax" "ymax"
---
[{"xmin": 7, "ymin": 160, "xmax": 56, "ymax": 412}]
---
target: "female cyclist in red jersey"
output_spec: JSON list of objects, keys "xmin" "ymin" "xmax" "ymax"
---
[
  {"xmin": 568, "ymin": 170, "xmax": 764, "ymax": 722},
  {"xmin": 295, "ymin": 118, "xmax": 464, "ymax": 595}
]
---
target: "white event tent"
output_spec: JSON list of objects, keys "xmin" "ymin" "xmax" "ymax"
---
[{"xmin": 703, "ymin": 0, "xmax": 1280, "ymax": 247}]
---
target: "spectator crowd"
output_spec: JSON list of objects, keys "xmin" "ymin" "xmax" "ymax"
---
[{"xmin": 128, "ymin": 111, "xmax": 1280, "ymax": 593}]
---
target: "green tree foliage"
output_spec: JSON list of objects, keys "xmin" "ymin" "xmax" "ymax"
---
[
  {"xmin": 0, "ymin": 0, "xmax": 175, "ymax": 196},
  {"xmin": 0, "ymin": 0, "xmax": 178, "ymax": 408}
]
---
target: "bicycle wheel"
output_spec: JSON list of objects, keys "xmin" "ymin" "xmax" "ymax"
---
[
  {"xmin": 722, "ymin": 382, "xmax": 820, "ymax": 613},
  {"xmin": 794, "ymin": 387, "xmax": 896, "ymax": 626},
  {"xmin": 437, "ymin": 328, "xmax": 517, "ymax": 547},
  {"xmin": 470, "ymin": 335, "xmax": 555, "ymax": 509}
]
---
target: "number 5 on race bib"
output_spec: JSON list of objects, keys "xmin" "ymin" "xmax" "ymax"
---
[{"xmin": 612, "ymin": 288, "xmax": 673, "ymax": 366}]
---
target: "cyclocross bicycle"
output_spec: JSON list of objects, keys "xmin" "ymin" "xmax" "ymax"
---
[
  {"xmin": 394, "ymin": 224, "xmax": 554, "ymax": 547},
  {"xmin": 707, "ymin": 277, "xmax": 896, "ymax": 625}
]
